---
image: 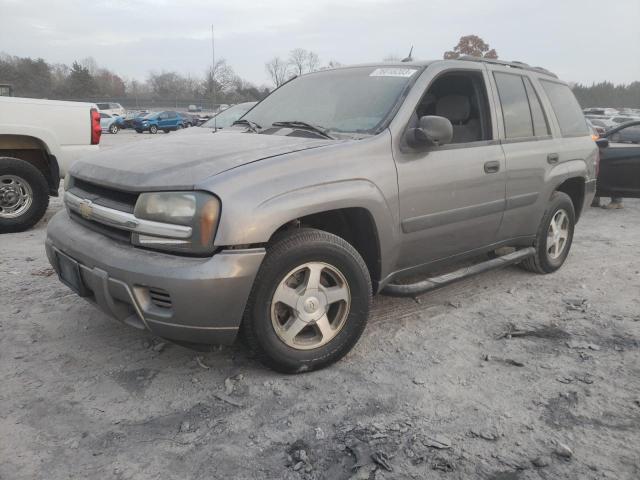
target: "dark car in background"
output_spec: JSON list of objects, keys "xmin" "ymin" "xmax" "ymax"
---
[
  {"xmin": 120, "ymin": 111, "xmax": 148, "ymax": 129},
  {"xmin": 596, "ymin": 120, "xmax": 640, "ymax": 199},
  {"xmin": 180, "ymin": 113, "xmax": 199, "ymax": 128},
  {"xmin": 133, "ymin": 111, "xmax": 184, "ymax": 134}
]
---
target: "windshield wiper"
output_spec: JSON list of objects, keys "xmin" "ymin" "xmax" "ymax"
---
[
  {"xmin": 231, "ymin": 119, "xmax": 262, "ymax": 133},
  {"xmin": 271, "ymin": 121, "xmax": 334, "ymax": 139}
]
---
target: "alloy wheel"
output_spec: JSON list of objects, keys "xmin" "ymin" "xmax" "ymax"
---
[
  {"xmin": 270, "ymin": 262, "xmax": 351, "ymax": 350},
  {"xmin": 547, "ymin": 209, "xmax": 569, "ymax": 259}
]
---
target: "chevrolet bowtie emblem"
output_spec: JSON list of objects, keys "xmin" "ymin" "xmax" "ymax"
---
[{"xmin": 79, "ymin": 199, "xmax": 93, "ymax": 219}]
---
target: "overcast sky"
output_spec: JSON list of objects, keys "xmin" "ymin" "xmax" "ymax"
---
[{"xmin": 1, "ymin": 0, "xmax": 639, "ymax": 86}]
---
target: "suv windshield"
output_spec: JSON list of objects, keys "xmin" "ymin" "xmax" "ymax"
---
[{"xmin": 243, "ymin": 66, "xmax": 420, "ymax": 136}]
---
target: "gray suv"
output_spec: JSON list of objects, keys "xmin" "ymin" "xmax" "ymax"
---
[{"xmin": 46, "ymin": 57, "xmax": 596, "ymax": 372}]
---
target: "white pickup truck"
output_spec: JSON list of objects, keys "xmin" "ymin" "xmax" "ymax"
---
[{"xmin": 0, "ymin": 96, "xmax": 101, "ymax": 232}]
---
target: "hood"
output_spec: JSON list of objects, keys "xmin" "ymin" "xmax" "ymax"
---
[{"xmin": 71, "ymin": 130, "xmax": 334, "ymax": 191}]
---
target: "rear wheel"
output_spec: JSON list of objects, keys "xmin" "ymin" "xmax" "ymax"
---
[
  {"xmin": 0, "ymin": 157, "xmax": 49, "ymax": 233},
  {"xmin": 520, "ymin": 191, "xmax": 575, "ymax": 274},
  {"xmin": 149, "ymin": 125, "xmax": 158, "ymax": 134},
  {"xmin": 109, "ymin": 124, "xmax": 119, "ymax": 134},
  {"xmin": 242, "ymin": 228, "xmax": 372, "ymax": 373}
]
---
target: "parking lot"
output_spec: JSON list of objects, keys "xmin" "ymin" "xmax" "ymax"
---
[{"xmin": 1, "ymin": 130, "xmax": 639, "ymax": 479}]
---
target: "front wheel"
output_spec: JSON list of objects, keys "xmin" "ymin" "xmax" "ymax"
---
[
  {"xmin": 520, "ymin": 191, "xmax": 575, "ymax": 274},
  {"xmin": 0, "ymin": 157, "xmax": 49, "ymax": 233},
  {"xmin": 149, "ymin": 125, "xmax": 158, "ymax": 134},
  {"xmin": 242, "ymin": 228, "xmax": 372, "ymax": 373},
  {"xmin": 109, "ymin": 124, "xmax": 119, "ymax": 134}
]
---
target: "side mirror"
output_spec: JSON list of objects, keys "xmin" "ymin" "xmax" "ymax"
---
[
  {"xmin": 406, "ymin": 115, "xmax": 453, "ymax": 148},
  {"xmin": 595, "ymin": 137, "xmax": 609, "ymax": 149}
]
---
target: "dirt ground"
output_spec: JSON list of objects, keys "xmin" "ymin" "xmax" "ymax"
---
[{"xmin": 1, "ymin": 130, "xmax": 639, "ymax": 480}]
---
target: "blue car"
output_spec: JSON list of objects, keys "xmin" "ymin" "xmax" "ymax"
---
[{"xmin": 134, "ymin": 111, "xmax": 184, "ymax": 134}]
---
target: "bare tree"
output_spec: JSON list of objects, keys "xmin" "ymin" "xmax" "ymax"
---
[
  {"xmin": 79, "ymin": 56, "xmax": 99, "ymax": 75},
  {"xmin": 307, "ymin": 51, "xmax": 320, "ymax": 72},
  {"xmin": 288, "ymin": 48, "xmax": 307, "ymax": 76},
  {"xmin": 287, "ymin": 48, "xmax": 321, "ymax": 76},
  {"xmin": 265, "ymin": 56, "xmax": 290, "ymax": 87}
]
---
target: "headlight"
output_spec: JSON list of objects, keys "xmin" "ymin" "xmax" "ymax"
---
[{"xmin": 132, "ymin": 191, "xmax": 220, "ymax": 255}]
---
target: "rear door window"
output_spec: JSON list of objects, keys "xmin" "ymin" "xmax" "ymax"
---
[
  {"xmin": 494, "ymin": 72, "xmax": 533, "ymax": 139},
  {"xmin": 540, "ymin": 80, "xmax": 589, "ymax": 137}
]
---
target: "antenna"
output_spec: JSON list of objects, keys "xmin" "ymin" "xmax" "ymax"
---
[{"xmin": 401, "ymin": 46, "xmax": 414, "ymax": 62}]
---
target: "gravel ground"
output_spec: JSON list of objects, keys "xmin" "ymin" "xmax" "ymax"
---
[{"xmin": 1, "ymin": 130, "xmax": 639, "ymax": 480}]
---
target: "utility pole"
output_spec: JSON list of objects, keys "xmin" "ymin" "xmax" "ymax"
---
[{"xmin": 211, "ymin": 25, "xmax": 215, "ymax": 113}]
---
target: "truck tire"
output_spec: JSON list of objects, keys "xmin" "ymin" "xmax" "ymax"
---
[
  {"xmin": 242, "ymin": 228, "xmax": 372, "ymax": 373},
  {"xmin": 149, "ymin": 125, "xmax": 158, "ymax": 134},
  {"xmin": 0, "ymin": 157, "xmax": 49, "ymax": 233},
  {"xmin": 519, "ymin": 191, "xmax": 575, "ymax": 274}
]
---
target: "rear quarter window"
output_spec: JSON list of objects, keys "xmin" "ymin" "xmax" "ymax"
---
[{"xmin": 540, "ymin": 80, "xmax": 589, "ymax": 137}]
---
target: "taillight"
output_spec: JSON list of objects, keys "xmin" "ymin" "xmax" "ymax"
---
[{"xmin": 90, "ymin": 108, "xmax": 101, "ymax": 145}]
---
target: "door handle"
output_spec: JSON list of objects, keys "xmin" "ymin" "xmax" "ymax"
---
[
  {"xmin": 484, "ymin": 160, "xmax": 501, "ymax": 174},
  {"xmin": 547, "ymin": 153, "xmax": 559, "ymax": 164}
]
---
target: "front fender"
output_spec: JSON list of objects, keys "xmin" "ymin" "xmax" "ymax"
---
[
  {"xmin": 204, "ymin": 131, "xmax": 402, "ymax": 280},
  {"xmin": 221, "ymin": 177, "xmax": 396, "ymax": 241}
]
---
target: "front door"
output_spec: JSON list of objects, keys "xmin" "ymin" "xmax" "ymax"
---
[
  {"xmin": 392, "ymin": 64, "xmax": 506, "ymax": 270},
  {"xmin": 599, "ymin": 122, "xmax": 640, "ymax": 198}
]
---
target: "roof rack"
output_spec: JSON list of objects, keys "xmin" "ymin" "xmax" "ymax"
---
[{"xmin": 456, "ymin": 56, "xmax": 558, "ymax": 78}]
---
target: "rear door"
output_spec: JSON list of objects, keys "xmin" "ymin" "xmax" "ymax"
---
[
  {"xmin": 487, "ymin": 68, "xmax": 556, "ymax": 241},
  {"xmin": 599, "ymin": 122, "xmax": 640, "ymax": 198}
]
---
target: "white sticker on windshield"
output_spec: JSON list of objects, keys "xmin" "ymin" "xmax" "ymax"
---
[{"xmin": 369, "ymin": 68, "xmax": 417, "ymax": 78}]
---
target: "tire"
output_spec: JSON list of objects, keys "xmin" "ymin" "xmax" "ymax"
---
[
  {"xmin": 135, "ymin": 129, "xmax": 143, "ymax": 134},
  {"xmin": 109, "ymin": 124, "xmax": 119, "ymax": 134},
  {"xmin": 519, "ymin": 191, "xmax": 575, "ymax": 274},
  {"xmin": 163, "ymin": 129, "xmax": 170, "ymax": 134},
  {"xmin": 242, "ymin": 228, "xmax": 372, "ymax": 373},
  {"xmin": 149, "ymin": 125, "xmax": 158, "ymax": 134},
  {"xmin": 176, "ymin": 124, "xmax": 183, "ymax": 130},
  {"xmin": 0, "ymin": 157, "xmax": 49, "ymax": 233}
]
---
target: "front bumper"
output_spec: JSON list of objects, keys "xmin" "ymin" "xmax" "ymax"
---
[{"xmin": 45, "ymin": 211, "xmax": 265, "ymax": 344}]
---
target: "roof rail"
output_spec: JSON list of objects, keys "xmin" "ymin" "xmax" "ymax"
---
[{"xmin": 456, "ymin": 56, "xmax": 558, "ymax": 78}]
